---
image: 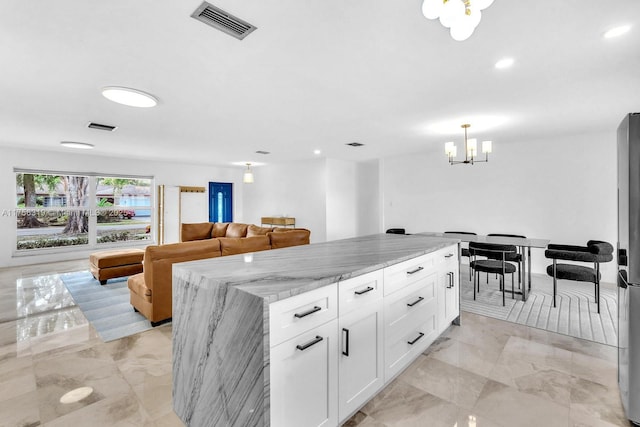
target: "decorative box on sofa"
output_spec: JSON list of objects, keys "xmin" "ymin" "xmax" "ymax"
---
[{"xmin": 128, "ymin": 222, "xmax": 310, "ymax": 325}]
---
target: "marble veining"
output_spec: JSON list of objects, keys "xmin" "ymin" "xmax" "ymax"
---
[
  {"xmin": 172, "ymin": 234, "xmax": 457, "ymax": 427},
  {"xmin": 173, "ymin": 234, "xmax": 456, "ymax": 303}
]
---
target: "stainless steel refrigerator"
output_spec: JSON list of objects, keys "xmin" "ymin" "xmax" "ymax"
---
[{"xmin": 618, "ymin": 112, "xmax": 640, "ymax": 426}]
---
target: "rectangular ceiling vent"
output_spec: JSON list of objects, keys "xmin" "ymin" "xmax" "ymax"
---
[
  {"xmin": 87, "ymin": 122, "xmax": 117, "ymax": 132},
  {"xmin": 346, "ymin": 142, "xmax": 364, "ymax": 147},
  {"xmin": 255, "ymin": 150, "xmax": 270, "ymax": 155},
  {"xmin": 191, "ymin": 2, "xmax": 257, "ymax": 40}
]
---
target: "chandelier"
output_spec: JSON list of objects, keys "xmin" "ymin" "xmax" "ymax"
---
[
  {"xmin": 444, "ymin": 124, "xmax": 492, "ymax": 165},
  {"xmin": 422, "ymin": 0, "xmax": 494, "ymax": 41}
]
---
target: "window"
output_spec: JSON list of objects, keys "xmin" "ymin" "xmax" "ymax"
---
[
  {"xmin": 15, "ymin": 171, "xmax": 153, "ymax": 252},
  {"xmin": 208, "ymin": 182, "xmax": 233, "ymax": 223}
]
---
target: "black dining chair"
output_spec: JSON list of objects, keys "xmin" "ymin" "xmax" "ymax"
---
[
  {"xmin": 469, "ymin": 242, "xmax": 518, "ymax": 306},
  {"xmin": 386, "ymin": 228, "xmax": 406, "ymax": 235},
  {"xmin": 444, "ymin": 231, "xmax": 476, "ymax": 280},
  {"xmin": 544, "ymin": 240, "xmax": 613, "ymax": 313},
  {"xmin": 487, "ymin": 233, "xmax": 525, "ymax": 289}
]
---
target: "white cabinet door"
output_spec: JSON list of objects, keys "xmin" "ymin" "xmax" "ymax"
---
[
  {"xmin": 270, "ymin": 319, "xmax": 338, "ymax": 427},
  {"xmin": 338, "ymin": 299, "xmax": 384, "ymax": 421},
  {"xmin": 438, "ymin": 261, "xmax": 460, "ymax": 334}
]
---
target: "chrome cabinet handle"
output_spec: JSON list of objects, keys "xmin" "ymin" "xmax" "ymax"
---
[
  {"xmin": 407, "ymin": 266, "xmax": 424, "ymax": 275},
  {"xmin": 296, "ymin": 335, "xmax": 323, "ymax": 351},
  {"xmin": 447, "ymin": 272, "xmax": 454, "ymax": 288},
  {"xmin": 354, "ymin": 286, "xmax": 374, "ymax": 295},
  {"xmin": 342, "ymin": 328, "xmax": 350, "ymax": 356},
  {"xmin": 294, "ymin": 306, "xmax": 321, "ymax": 318},
  {"xmin": 407, "ymin": 332, "xmax": 425, "ymax": 345},
  {"xmin": 407, "ymin": 296, "xmax": 424, "ymax": 307}
]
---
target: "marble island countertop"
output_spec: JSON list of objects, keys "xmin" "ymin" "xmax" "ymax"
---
[{"xmin": 172, "ymin": 233, "xmax": 457, "ymax": 303}]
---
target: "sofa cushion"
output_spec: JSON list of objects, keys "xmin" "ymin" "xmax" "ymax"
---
[
  {"xmin": 181, "ymin": 222, "xmax": 213, "ymax": 242},
  {"xmin": 225, "ymin": 223, "xmax": 249, "ymax": 238},
  {"xmin": 219, "ymin": 236, "xmax": 271, "ymax": 256},
  {"xmin": 128, "ymin": 273, "xmax": 152, "ymax": 303},
  {"xmin": 268, "ymin": 229, "xmax": 311, "ymax": 249},
  {"xmin": 211, "ymin": 222, "xmax": 229, "ymax": 238},
  {"xmin": 247, "ymin": 224, "xmax": 273, "ymax": 237}
]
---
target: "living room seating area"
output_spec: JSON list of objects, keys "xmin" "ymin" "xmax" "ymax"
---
[{"xmin": 127, "ymin": 222, "xmax": 311, "ymax": 324}]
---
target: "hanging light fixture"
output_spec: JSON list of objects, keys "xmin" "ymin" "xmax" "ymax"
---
[
  {"xmin": 444, "ymin": 124, "xmax": 492, "ymax": 165},
  {"xmin": 243, "ymin": 163, "xmax": 254, "ymax": 183},
  {"xmin": 422, "ymin": 0, "xmax": 494, "ymax": 41}
]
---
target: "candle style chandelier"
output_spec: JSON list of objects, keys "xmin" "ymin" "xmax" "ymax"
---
[
  {"xmin": 444, "ymin": 124, "xmax": 492, "ymax": 165},
  {"xmin": 421, "ymin": 0, "xmax": 495, "ymax": 41}
]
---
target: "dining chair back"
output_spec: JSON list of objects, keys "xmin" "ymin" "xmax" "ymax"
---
[{"xmin": 469, "ymin": 242, "xmax": 518, "ymax": 306}]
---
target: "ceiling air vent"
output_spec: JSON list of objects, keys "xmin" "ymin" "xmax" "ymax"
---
[
  {"xmin": 346, "ymin": 142, "xmax": 364, "ymax": 147},
  {"xmin": 255, "ymin": 150, "xmax": 270, "ymax": 155},
  {"xmin": 191, "ymin": 2, "xmax": 257, "ymax": 40},
  {"xmin": 87, "ymin": 122, "xmax": 117, "ymax": 132}
]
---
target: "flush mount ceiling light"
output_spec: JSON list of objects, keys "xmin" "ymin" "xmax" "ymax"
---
[
  {"xmin": 101, "ymin": 86, "xmax": 158, "ymax": 108},
  {"xmin": 60, "ymin": 386, "xmax": 94, "ymax": 404},
  {"xmin": 60, "ymin": 141, "xmax": 94, "ymax": 150},
  {"xmin": 422, "ymin": 0, "xmax": 494, "ymax": 41},
  {"xmin": 604, "ymin": 25, "xmax": 631, "ymax": 39},
  {"xmin": 444, "ymin": 124, "xmax": 492, "ymax": 165},
  {"xmin": 495, "ymin": 57, "xmax": 514, "ymax": 69},
  {"xmin": 243, "ymin": 163, "xmax": 254, "ymax": 184}
]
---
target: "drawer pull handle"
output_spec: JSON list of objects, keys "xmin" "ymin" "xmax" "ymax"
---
[
  {"xmin": 294, "ymin": 306, "xmax": 321, "ymax": 318},
  {"xmin": 296, "ymin": 335, "xmax": 323, "ymax": 351},
  {"xmin": 407, "ymin": 266, "xmax": 424, "ymax": 275},
  {"xmin": 407, "ymin": 332, "xmax": 425, "ymax": 345},
  {"xmin": 445, "ymin": 253, "xmax": 454, "ymax": 258},
  {"xmin": 407, "ymin": 296, "xmax": 424, "ymax": 307},
  {"xmin": 354, "ymin": 286, "xmax": 374, "ymax": 295},
  {"xmin": 447, "ymin": 272, "xmax": 454, "ymax": 288},
  {"xmin": 342, "ymin": 328, "xmax": 350, "ymax": 356}
]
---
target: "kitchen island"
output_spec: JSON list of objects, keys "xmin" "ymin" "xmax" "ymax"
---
[{"xmin": 172, "ymin": 233, "xmax": 460, "ymax": 427}]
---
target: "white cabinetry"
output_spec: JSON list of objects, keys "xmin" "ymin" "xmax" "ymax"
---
[
  {"xmin": 438, "ymin": 256, "xmax": 459, "ymax": 334},
  {"xmin": 337, "ymin": 271, "xmax": 384, "ymax": 420},
  {"xmin": 270, "ymin": 285, "xmax": 338, "ymax": 427},
  {"xmin": 269, "ymin": 244, "xmax": 459, "ymax": 427}
]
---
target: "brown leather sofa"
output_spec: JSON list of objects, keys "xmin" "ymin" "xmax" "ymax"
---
[{"xmin": 128, "ymin": 223, "xmax": 310, "ymax": 325}]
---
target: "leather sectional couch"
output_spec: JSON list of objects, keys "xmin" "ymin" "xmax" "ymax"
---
[{"xmin": 127, "ymin": 223, "xmax": 310, "ymax": 325}]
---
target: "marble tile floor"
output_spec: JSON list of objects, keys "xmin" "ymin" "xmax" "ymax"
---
[{"xmin": 0, "ymin": 260, "xmax": 630, "ymax": 426}]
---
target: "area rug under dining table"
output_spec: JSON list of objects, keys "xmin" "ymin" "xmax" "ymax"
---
[
  {"xmin": 61, "ymin": 271, "xmax": 154, "ymax": 342},
  {"xmin": 459, "ymin": 265, "xmax": 618, "ymax": 346}
]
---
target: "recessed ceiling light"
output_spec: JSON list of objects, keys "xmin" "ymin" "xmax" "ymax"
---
[
  {"xmin": 604, "ymin": 25, "xmax": 631, "ymax": 39},
  {"xmin": 313, "ymin": 149, "xmax": 322, "ymax": 155},
  {"xmin": 101, "ymin": 86, "xmax": 158, "ymax": 108},
  {"xmin": 60, "ymin": 141, "xmax": 94, "ymax": 150},
  {"xmin": 495, "ymin": 58, "xmax": 514, "ymax": 69}
]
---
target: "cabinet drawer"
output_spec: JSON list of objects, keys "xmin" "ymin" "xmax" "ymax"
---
[
  {"xmin": 270, "ymin": 284, "xmax": 338, "ymax": 347},
  {"xmin": 384, "ymin": 272, "xmax": 437, "ymax": 329},
  {"xmin": 383, "ymin": 253, "xmax": 436, "ymax": 296},
  {"xmin": 385, "ymin": 315, "xmax": 438, "ymax": 381},
  {"xmin": 431, "ymin": 245, "xmax": 458, "ymax": 267},
  {"xmin": 338, "ymin": 270, "xmax": 383, "ymax": 316}
]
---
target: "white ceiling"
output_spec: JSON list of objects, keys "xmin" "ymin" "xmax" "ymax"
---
[{"xmin": 1, "ymin": 0, "xmax": 639, "ymax": 167}]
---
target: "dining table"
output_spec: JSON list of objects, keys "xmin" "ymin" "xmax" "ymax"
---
[{"xmin": 419, "ymin": 232, "xmax": 551, "ymax": 301}]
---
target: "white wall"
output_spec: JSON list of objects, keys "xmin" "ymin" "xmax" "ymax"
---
[
  {"xmin": 0, "ymin": 146, "xmax": 242, "ymax": 267},
  {"xmin": 242, "ymin": 158, "xmax": 328, "ymax": 243},
  {"xmin": 242, "ymin": 158, "xmax": 381, "ymax": 243},
  {"xmin": 326, "ymin": 158, "xmax": 357, "ymax": 241},
  {"xmin": 381, "ymin": 131, "xmax": 617, "ymax": 282}
]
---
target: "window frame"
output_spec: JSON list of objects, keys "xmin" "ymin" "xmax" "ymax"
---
[{"xmin": 13, "ymin": 168, "xmax": 155, "ymax": 256}]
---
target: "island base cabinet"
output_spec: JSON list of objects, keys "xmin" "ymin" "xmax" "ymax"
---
[
  {"xmin": 270, "ymin": 319, "xmax": 338, "ymax": 427},
  {"xmin": 338, "ymin": 300, "xmax": 384, "ymax": 422}
]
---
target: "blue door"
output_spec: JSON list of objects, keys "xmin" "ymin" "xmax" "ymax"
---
[{"xmin": 209, "ymin": 182, "xmax": 233, "ymax": 223}]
